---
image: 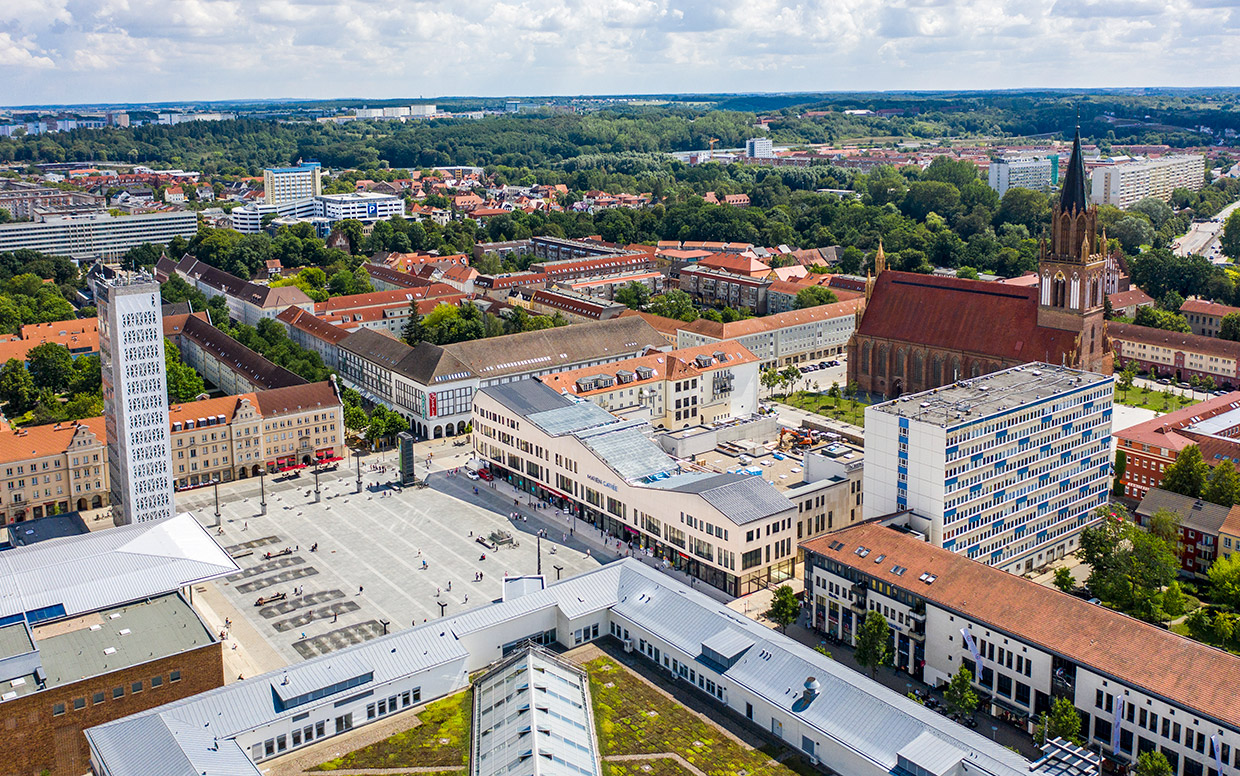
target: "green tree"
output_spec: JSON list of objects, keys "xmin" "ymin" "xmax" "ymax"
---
[
  {"xmin": 1147, "ymin": 508, "xmax": 1182, "ymax": 544},
  {"xmin": 1113, "ymin": 216, "xmax": 1156, "ymax": 253},
  {"xmin": 853, "ymin": 610, "xmax": 891, "ymax": 679},
  {"xmin": 1220, "ymin": 312, "xmax": 1240, "ymax": 342},
  {"xmin": 1162, "ymin": 444, "xmax": 1208, "ymax": 498},
  {"xmin": 344, "ymin": 404, "xmax": 369, "ymax": 433},
  {"xmin": 613, "ymin": 282, "xmax": 650, "ymax": 310},
  {"xmin": 1221, "ymin": 210, "xmax": 1240, "ymax": 261},
  {"xmin": 956, "ymin": 266, "xmax": 979, "ymax": 280},
  {"xmin": 401, "ymin": 305, "xmax": 426, "ymax": 346},
  {"xmin": 1135, "ymin": 750, "xmax": 1174, "ymax": 776},
  {"xmin": 1160, "ymin": 580, "xmax": 1186, "ymax": 620},
  {"xmin": 828, "ymin": 381, "xmax": 841, "ymax": 407},
  {"xmin": 26, "ymin": 343, "xmax": 74, "ymax": 393},
  {"xmin": 164, "ymin": 339, "xmax": 205, "ymax": 402},
  {"xmin": 1208, "ymin": 551, "xmax": 1240, "ymax": 611},
  {"xmin": 1080, "ymin": 506, "xmax": 1179, "ymax": 620},
  {"xmin": 794, "ymin": 286, "xmax": 839, "ymax": 309},
  {"xmin": 760, "ymin": 368, "xmax": 781, "ymax": 397},
  {"xmin": 1116, "ymin": 361, "xmax": 1136, "ymax": 401},
  {"xmin": 646, "ymin": 290, "xmax": 698, "ymax": 322},
  {"xmin": 1035, "ymin": 697, "xmax": 1083, "ymax": 745},
  {"xmin": 1130, "ymin": 198, "xmax": 1174, "ymax": 230},
  {"xmin": 1113, "ymin": 449, "xmax": 1128, "ymax": 496},
  {"xmin": 764, "ymin": 585, "xmax": 800, "ymax": 633},
  {"xmin": 0, "ymin": 358, "xmax": 35, "ymax": 412},
  {"xmin": 1053, "ymin": 567, "xmax": 1075, "ymax": 593},
  {"xmin": 1204, "ymin": 458, "xmax": 1240, "ymax": 507},
  {"xmin": 995, "ymin": 187, "xmax": 1051, "ymax": 233},
  {"xmin": 943, "ymin": 665, "xmax": 978, "ymax": 716}
]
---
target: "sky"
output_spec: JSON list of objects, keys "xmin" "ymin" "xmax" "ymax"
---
[{"xmin": 2, "ymin": 0, "xmax": 1239, "ymax": 106}]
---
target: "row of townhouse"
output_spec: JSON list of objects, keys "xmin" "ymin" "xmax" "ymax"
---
[{"xmin": 0, "ymin": 381, "xmax": 343, "ymax": 521}]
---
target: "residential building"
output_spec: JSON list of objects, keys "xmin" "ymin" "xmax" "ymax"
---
[
  {"xmin": 538, "ymin": 341, "xmax": 760, "ymax": 429},
  {"xmin": 527, "ymin": 251, "xmax": 657, "ymax": 282},
  {"xmin": 1135, "ymin": 489, "xmax": 1228, "ymax": 579},
  {"xmin": 159, "ymin": 254, "xmax": 315, "ymax": 326},
  {"xmin": 0, "ymin": 211, "xmax": 197, "ymax": 261},
  {"xmin": 0, "ymin": 183, "xmax": 104, "ymax": 219},
  {"xmin": 864, "ymin": 363, "xmax": 1114, "ymax": 574},
  {"xmin": 987, "ymin": 156, "xmax": 1057, "ymax": 196},
  {"xmin": 312, "ymin": 286, "xmax": 463, "ymax": 337},
  {"xmin": 522, "ymin": 288, "xmax": 627, "ymax": 321},
  {"xmin": 1220, "ymin": 507, "xmax": 1240, "ymax": 562},
  {"xmin": 0, "ymin": 418, "xmax": 107, "ymax": 522},
  {"xmin": 1091, "ymin": 155, "xmax": 1206, "ymax": 208},
  {"xmin": 1112, "ymin": 392, "xmax": 1240, "ymax": 501},
  {"xmin": 99, "ymin": 273, "xmax": 173, "ymax": 526},
  {"xmin": 802, "ymin": 521, "xmax": 1240, "ymax": 776},
  {"xmin": 335, "ymin": 316, "xmax": 669, "ymax": 440},
  {"xmin": 264, "ymin": 161, "xmax": 322, "ymax": 206},
  {"xmin": 628, "ymin": 299, "xmax": 863, "ymax": 370},
  {"xmin": 528, "ymin": 235, "xmax": 636, "ymax": 263},
  {"xmin": 558, "ymin": 270, "xmax": 665, "ymax": 300},
  {"xmin": 168, "ymin": 381, "xmax": 342, "ymax": 487},
  {"xmin": 1108, "ymin": 288, "xmax": 1155, "ymax": 318},
  {"xmin": 0, "ymin": 512, "xmax": 234, "ymax": 776},
  {"xmin": 1109, "ymin": 322, "xmax": 1240, "ymax": 388},
  {"xmin": 0, "ymin": 318, "xmax": 99, "ymax": 364},
  {"xmin": 275, "ymin": 307, "xmax": 349, "ymax": 369},
  {"xmin": 1179, "ymin": 299, "xmax": 1240, "ymax": 338},
  {"xmin": 678, "ymin": 265, "xmax": 771, "ymax": 313},
  {"xmin": 85, "ymin": 559, "xmax": 1077, "ymax": 776},
  {"xmin": 745, "ymin": 137, "xmax": 774, "ymax": 159},
  {"xmin": 168, "ymin": 313, "xmax": 306, "ymax": 394}
]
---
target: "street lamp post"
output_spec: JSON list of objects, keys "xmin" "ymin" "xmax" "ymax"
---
[
  {"xmin": 259, "ymin": 468, "xmax": 267, "ymax": 516},
  {"xmin": 438, "ymin": 601, "xmax": 447, "ymax": 618},
  {"xmin": 213, "ymin": 478, "xmax": 221, "ymax": 526},
  {"xmin": 537, "ymin": 532, "xmax": 542, "ymax": 576},
  {"xmin": 355, "ymin": 449, "xmax": 363, "ymax": 493},
  {"xmin": 313, "ymin": 465, "xmax": 321, "ymax": 504}
]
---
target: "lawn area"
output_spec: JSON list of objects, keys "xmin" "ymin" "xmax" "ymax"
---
[
  {"xmin": 774, "ymin": 391, "xmax": 871, "ymax": 427},
  {"xmin": 604, "ymin": 758, "xmax": 698, "ymax": 776},
  {"xmin": 312, "ymin": 689, "xmax": 472, "ymax": 771},
  {"xmin": 1114, "ymin": 387, "xmax": 1198, "ymax": 412},
  {"xmin": 587, "ymin": 656, "xmax": 815, "ymax": 776}
]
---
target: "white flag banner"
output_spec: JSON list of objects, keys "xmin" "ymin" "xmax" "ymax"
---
[
  {"xmin": 1212, "ymin": 734, "xmax": 1224, "ymax": 775},
  {"xmin": 960, "ymin": 628, "xmax": 984, "ymax": 670},
  {"xmin": 1111, "ymin": 696, "xmax": 1125, "ymax": 754}
]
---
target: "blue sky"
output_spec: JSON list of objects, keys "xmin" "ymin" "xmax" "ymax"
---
[{"xmin": 1, "ymin": 0, "xmax": 1238, "ymax": 105}]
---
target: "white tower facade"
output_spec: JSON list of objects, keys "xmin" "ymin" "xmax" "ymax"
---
[{"xmin": 100, "ymin": 274, "xmax": 174, "ymax": 526}]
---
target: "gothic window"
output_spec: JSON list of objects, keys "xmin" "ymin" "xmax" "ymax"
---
[
  {"xmin": 913, "ymin": 351, "xmax": 925, "ymax": 387},
  {"xmin": 971, "ymin": 361, "xmax": 982, "ymax": 378},
  {"xmin": 951, "ymin": 357, "xmax": 962, "ymax": 382},
  {"xmin": 932, "ymin": 355, "xmax": 943, "ymax": 386},
  {"xmin": 895, "ymin": 348, "xmax": 906, "ymax": 378},
  {"xmin": 877, "ymin": 344, "xmax": 889, "ymax": 378},
  {"xmin": 1052, "ymin": 273, "xmax": 1067, "ymax": 308},
  {"xmin": 861, "ymin": 341, "xmax": 872, "ymax": 374}
]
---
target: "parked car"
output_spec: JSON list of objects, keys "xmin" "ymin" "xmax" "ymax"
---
[
  {"xmin": 478, "ymin": 469, "xmax": 493, "ymax": 482},
  {"xmin": 466, "ymin": 469, "xmax": 479, "ymax": 480},
  {"xmin": 1157, "ymin": 377, "xmax": 1172, "ymax": 385}
]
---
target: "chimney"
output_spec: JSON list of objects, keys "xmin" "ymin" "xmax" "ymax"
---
[{"xmin": 801, "ymin": 676, "xmax": 820, "ymax": 705}]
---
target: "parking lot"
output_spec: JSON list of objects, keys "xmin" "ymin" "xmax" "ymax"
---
[{"xmin": 176, "ymin": 450, "xmax": 602, "ymax": 667}]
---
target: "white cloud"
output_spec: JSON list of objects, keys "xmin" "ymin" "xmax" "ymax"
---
[{"xmin": 0, "ymin": 0, "xmax": 1237, "ymax": 104}]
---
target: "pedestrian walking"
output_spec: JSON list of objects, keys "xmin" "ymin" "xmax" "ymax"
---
[
  {"xmin": 447, "ymin": 580, "xmax": 452, "ymax": 592},
  {"xmin": 358, "ymin": 585, "xmax": 364, "ymax": 595}
]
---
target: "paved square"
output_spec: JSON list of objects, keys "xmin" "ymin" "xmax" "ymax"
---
[{"xmin": 175, "ymin": 453, "xmax": 601, "ymax": 666}]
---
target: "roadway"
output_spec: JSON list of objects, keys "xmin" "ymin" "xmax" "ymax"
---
[{"xmin": 1173, "ymin": 198, "xmax": 1239, "ymax": 259}]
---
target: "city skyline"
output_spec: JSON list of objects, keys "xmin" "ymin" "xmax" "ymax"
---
[{"xmin": 2, "ymin": 0, "xmax": 1239, "ymax": 104}]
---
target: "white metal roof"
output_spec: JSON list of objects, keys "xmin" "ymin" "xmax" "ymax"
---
[{"xmin": 0, "ymin": 513, "xmax": 238, "ymax": 624}]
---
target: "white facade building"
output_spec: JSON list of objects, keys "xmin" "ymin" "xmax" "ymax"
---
[
  {"xmin": 669, "ymin": 299, "xmax": 863, "ymax": 370},
  {"xmin": 231, "ymin": 192, "xmax": 403, "ymax": 234},
  {"xmin": 988, "ymin": 157, "xmax": 1056, "ymax": 197},
  {"xmin": 263, "ymin": 161, "xmax": 323, "ymax": 206},
  {"xmin": 746, "ymin": 137, "xmax": 774, "ymax": 159},
  {"xmin": 864, "ymin": 363, "xmax": 1113, "ymax": 574},
  {"xmin": 804, "ymin": 522, "xmax": 1240, "ymax": 776},
  {"xmin": 99, "ymin": 274, "xmax": 174, "ymax": 526},
  {"xmin": 0, "ymin": 211, "xmax": 197, "ymax": 260},
  {"xmin": 1090, "ymin": 155, "xmax": 1206, "ymax": 208}
]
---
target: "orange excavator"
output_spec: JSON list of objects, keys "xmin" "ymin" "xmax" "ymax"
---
[{"xmin": 779, "ymin": 428, "xmax": 814, "ymax": 451}]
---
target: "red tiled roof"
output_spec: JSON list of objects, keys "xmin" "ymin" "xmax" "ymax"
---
[
  {"xmin": 1107, "ymin": 288, "xmax": 1154, "ymax": 309},
  {"xmin": 0, "ymin": 418, "xmax": 104, "ymax": 465},
  {"xmin": 859, "ymin": 271, "xmax": 1080, "ymax": 363},
  {"xmin": 804, "ymin": 522, "xmax": 1240, "ymax": 729},
  {"xmin": 1109, "ymin": 322, "xmax": 1240, "ymax": 362},
  {"xmin": 1180, "ymin": 298, "xmax": 1240, "ymax": 318},
  {"xmin": 698, "ymin": 253, "xmax": 772, "ymax": 277},
  {"xmin": 540, "ymin": 340, "xmax": 757, "ymax": 396},
  {"xmin": 1114, "ymin": 391, "xmax": 1240, "ymax": 451}
]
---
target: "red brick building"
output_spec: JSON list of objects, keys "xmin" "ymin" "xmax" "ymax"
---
[
  {"xmin": 1114, "ymin": 391, "xmax": 1240, "ymax": 500},
  {"xmin": 848, "ymin": 129, "xmax": 1112, "ymax": 398},
  {"xmin": 1135, "ymin": 488, "xmax": 1229, "ymax": 578}
]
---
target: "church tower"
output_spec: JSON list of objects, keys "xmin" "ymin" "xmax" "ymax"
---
[{"xmin": 1037, "ymin": 127, "xmax": 1111, "ymax": 373}]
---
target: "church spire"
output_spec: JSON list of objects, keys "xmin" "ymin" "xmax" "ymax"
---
[
  {"xmin": 874, "ymin": 240, "xmax": 887, "ymax": 275},
  {"xmin": 1059, "ymin": 125, "xmax": 1088, "ymax": 214}
]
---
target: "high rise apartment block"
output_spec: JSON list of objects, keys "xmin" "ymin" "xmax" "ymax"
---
[
  {"xmin": 1090, "ymin": 155, "xmax": 1206, "ymax": 208},
  {"xmin": 263, "ymin": 161, "xmax": 322, "ymax": 206},
  {"xmin": 987, "ymin": 156, "xmax": 1058, "ymax": 196},
  {"xmin": 99, "ymin": 274, "xmax": 174, "ymax": 525},
  {"xmin": 863, "ymin": 363, "xmax": 1113, "ymax": 574},
  {"xmin": 745, "ymin": 137, "xmax": 774, "ymax": 159}
]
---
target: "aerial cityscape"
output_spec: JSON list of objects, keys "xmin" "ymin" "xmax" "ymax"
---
[{"xmin": 2, "ymin": 3, "xmax": 1240, "ymax": 776}]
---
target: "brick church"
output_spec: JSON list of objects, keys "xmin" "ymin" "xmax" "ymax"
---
[{"xmin": 847, "ymin": 128, "xmax": 1113, "ymax": 398}]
